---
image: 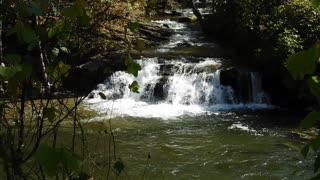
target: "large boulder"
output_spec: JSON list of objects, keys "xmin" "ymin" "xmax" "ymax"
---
[
  {"xmin": 220, "ymin": 67, "xmax": 252, "ymax": 103},
  {"xmin": 220, "ymin": 67, "xmax": 239, "ymax": 90},
  {"xmin": 154, "ymin": 76, "xmax": 169, "ymax": 100},
  {"xmin": 62, "ymin": 53, "xmax": 127, "ymax": 95}
]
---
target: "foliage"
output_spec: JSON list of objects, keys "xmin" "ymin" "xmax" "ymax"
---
[
  {"xmin": 0, "ymin": 0, "xmax": 144, "ymax": 179},
  {"xmin": 0, "ymin": 0, "xmax": 91, "ymax": 178},
  {"xmin": 208, "ymin": 0, "xmax": 320, "ymax": 70},
  {"xmin": 35, "ymin": 144, "xmax": 81, "ymax": 177},
  {"xmin": 287, "ymin": 40, "xmax": 320, "ymax": 178}
]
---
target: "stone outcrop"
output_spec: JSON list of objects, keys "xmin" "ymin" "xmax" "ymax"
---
[
  {"xmin": 220, "ymin": 67, "xmax": 252, "ymax": 103},
  {"xmin": 62, "ymin": 53, "xmax": 127, "ymax": 95}
]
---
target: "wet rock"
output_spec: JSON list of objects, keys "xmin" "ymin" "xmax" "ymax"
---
[
  {"xmin": 138, "ymin": 22, "xmax": 174, "ymax": 46},
  {"xmin": 163, "ymin": 24, "xmax": 170, "ymax": 28},
  {"xmin": 163, "ymin": 9, "xmax": 183, "ymax": 16},
  {"xmin": 193, "ymin": 64, "xmax": 220, "ymax": 73},
  {"xmin": 220, "ymin": 67, "xmax": 239, "ymax": 88},
  {"xmin": 176, "ymin": 40, "xmax": 193, "ymax": 47},
  {"xmin": 220, "ymin": 67, "xmax": 252, "ymax": 103},
  {"xmin": 290, "ymin": 128, "xmax": 319, "ymax": 141},
  {"xmin": 87, "ymin": 92, "xmax": 95, "ymax": 99},
  {"xmin": 172, "ymin": 10, "xmax": 183, "ymax": 16},
  {"xmin": 194, "ymin": 2, "xmax": 213, "ymax": 8},
  {"xmin": 177, "ymin": 17, "xmax": 192, "ymax": 23},
  {"xmin": 163, "ymin": 10, "xmax": 173, "ymax": 15},
  {"xmin": 176, "ymin": 0, "xmax": 193, "ymax": 8},
  {"xmin": 160, "ymin": 64, "xmax": 174, "ymax": 76},
  {"xmin": 63, "ymin": 53, "xmax": 126, "ymax": 96},
  {"xmin": 154, "ymin": 77, "xmax": 169, "ymax": 99}
]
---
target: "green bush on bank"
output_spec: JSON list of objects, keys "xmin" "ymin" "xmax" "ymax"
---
[
  {"xmin": 204, "ymin": 0, "xmax": 320, "ymax": 107},
  {"xmin": 206, "ymin": 0, "xmax": 320, "ymax": 69}
]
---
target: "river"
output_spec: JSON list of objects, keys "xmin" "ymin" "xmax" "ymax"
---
[{"xmin": 83, "ymin": 10, "xmax": 314, "ymax": 180}]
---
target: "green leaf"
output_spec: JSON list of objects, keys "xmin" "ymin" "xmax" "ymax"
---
[
  {"xmin": 0, "ymin": 64, "xmax": 32, "ymax": 80},
  {"xmin": 48, "ymin": 21, "xmax": 64, "ymax": 38},
  {"xmin": 0, "ymin": 64, "xmax": 32, "ymax": 81},
  {"xmin": 127, "ymin": 62, "xmax": 141, "ymax": 77},
  {"xmin": 127, "ymin": 22, "xmax": 140, "ymax": 31},
  {"xmin": 313, "ymin": 76, "xmax": 320, "ymax": 83},
  {"xmin": 129, "ymin": 81, "xmax": 139, "ymax": 93},
  {"xmin": 308, "ymin": 77, "xmax": 320, "ymax": 97},
  {"xmin": 43, "ymin": 108, "xmax": 55, "ymax": 123},
  {"xmin": 301, "ymin": 111, "xmax": 320, "ymax": 130},
  {"xmin": 28, "ymin": 1, "xmax": 44, "ymax": 15},
  {"xmin": 60, "ymin": 149, "xmax": 81, "ymax": 174},
  {"xmin": 312, "ymin": 0, "xmax": 320, "ymax": 8},
  {"xmin": 52, "ymin": 48, "xmax": 60, "ymax": 57},
  {"xmin": 301, "ymin": 144, "xmax": 310, "ymax": 158},
  {"xmin": 21, "ymin": 26, "xmax": 38, "ymax": 45},
  {"xmin": 63, "ymin": 6, "xmax": 78, "ymax": 21},
  {"xmin": 35, "ymin": 144, "xmax": 81, "ymax": 177},
  {"xmin": 50, "ymin": 62, "xmax": 71, "ymax": 88},
  {"xmin": 78, "ymin": 13, "xmax": 91, "ymax": 26},
  {"xmin": 15, "ymin": 64, "xmax": 32, "ymax": 80},
  {"xmin": 10, "ymin": 21, "xmax": 39, "ymax": 47},
  {"xmin": 0, "ymin": 66, "xmax": 19, "ymax": 79},
  {"xmin": 60, "ymin": 47, "xmax": 71, "ymax": 54},
  {"xmin": 113, "ymin": 159, "xmax": 125, "ymax": 175},
  {"xmin": 287, "ymin": 46, "xmax": 319, "ymax": 80},
  {"xmin": 3, "ymin": 54, "xmax": 21, "ymax": 64},
  {"xmin": 63, "ymin": 1, "xmax": 90, "ymax": 25},
  {"xmin": 15, "ymin": 3, "xmax": 32, "ymax": 17},
  {"xmin": 125, "ymin": 54, "xmax": 141, "ymax": 77},
  {"xmin": 48, "ymin": 21, "xmax": 72, "ymax": 41},
  {"xmin": 35, "ymin": 144, "xmax": 60, "ymax": 176},
  {"xmin": 125, "ymin": 54, "xmax": 133, "ymax": 66}
]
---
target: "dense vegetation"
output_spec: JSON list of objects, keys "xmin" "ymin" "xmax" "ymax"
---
[
  {"xmin": 204, "ymin": 0, "xmax": 320, "ymax": 107},
  {"xmin": 0, "ymin": 0, "xmax": 148, "ymax": 179},
  {"xmin": 0, "ymin": 0, "xmax": 320, "ymax": 179}
]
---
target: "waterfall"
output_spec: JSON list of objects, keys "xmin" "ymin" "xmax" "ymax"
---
[
  {"xmin": 250, "ymin": 72, "xmax": 269, "ymax": 104},
  {"xmin": 85, "ymin": 18, "xmax": 272, "ymax": 119},
  {"xmin": 86, "ymin": 58, "xmax": 271, "ymax": 119},
  {"xmin": 91, "ymin": 57, "xmax": 160, "ymax": 101}
]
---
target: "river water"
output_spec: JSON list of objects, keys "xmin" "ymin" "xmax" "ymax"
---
[{"xmin": 84, "ymin": 15, "xmax": 314, "ymax": 179}]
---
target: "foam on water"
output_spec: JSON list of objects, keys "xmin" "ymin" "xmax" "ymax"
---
[
  {"xmin": 85, "ymin": 57, "xmax": 272, "ymax": 120},
  {"xmin": 151, "ymin": 19, "xmax": 203, "ymax": 51}
]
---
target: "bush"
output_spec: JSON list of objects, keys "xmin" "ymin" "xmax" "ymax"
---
[{"xmin": 206, "ymin": 0, "xmax": 320, "ymax": 69}]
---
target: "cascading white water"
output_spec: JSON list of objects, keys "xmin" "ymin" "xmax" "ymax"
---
[
  {"xmin": 85, "ymin": 16, "xmax": 272, "ymax": 119},
  {"xmin": 151, "ymin": 19, "xmax": 204, "ymax": 51},
  {"xmin": 165, "ymin": 67, "xmax": 235, "ymax": 105},
  {"xmin": 90, "ymin": 57, "xmax": 160, "ymax": 101},
  {"xmin": 85, "ymin": 58, "xmax": 272, "ymax": 119},
  {"xmin": 250, "ymin": 72, "xmax": 270, "ymax": 104}
]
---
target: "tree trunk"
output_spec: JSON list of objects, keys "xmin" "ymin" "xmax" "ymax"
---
[{"xmin": 35, "ymin": 16, "xmax": 49, "ymax": 93}]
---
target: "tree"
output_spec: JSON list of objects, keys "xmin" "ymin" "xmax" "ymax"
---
[
  {"xmin": 286, "ymin": 1, "xmax": 320, "ymax": 179},
  {"xmin": 0, "ymin": 0, "xmax": 144, "ymax": 178}
]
